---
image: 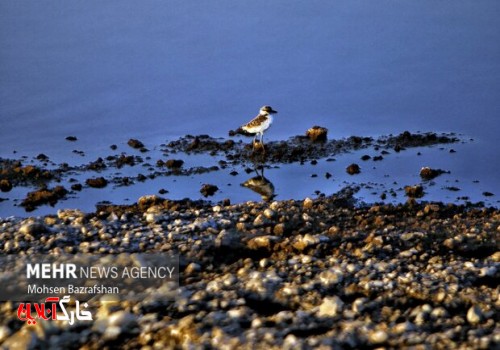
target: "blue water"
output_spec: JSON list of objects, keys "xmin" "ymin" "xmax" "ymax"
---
[{"xmin": 1, "ymin": 1, "xmax": 499, "ymax": 216}]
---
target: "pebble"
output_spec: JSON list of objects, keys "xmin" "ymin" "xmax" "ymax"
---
[
  {"xmin": 368, "ymin": 330, "xmax": 388, "ymax": 344},
  {"xmin": 317, "ymin": 296, "xmax": 344, "ymax": 317},
  {"xmin": 0, "ymin": 191, "xmax": 497, "ymax": 348},
  {"xmin": 19, "ymin": 221, "xmax": 47, "ymax": 236},
  {"xmin": 303, "ymin": 197, "xmax": 313, "ymax": 209},
  {"xmin": 467, "ymin": 305, "xmax": 484, "ymax": 325},
  {"xmin": 0, "ymin": 325, "xmax": 12, "ymax": 343}
]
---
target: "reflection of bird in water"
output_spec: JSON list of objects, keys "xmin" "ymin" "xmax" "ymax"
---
[
  {"xmin": 241, "ymin": 105, "xmax": 278, "ymax": 152},
  {"xmin": 241, "ymin": 167, "xmax": 276, "ymax": 201}
]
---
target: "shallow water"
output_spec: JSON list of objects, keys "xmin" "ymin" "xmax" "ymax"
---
[{"xmin": 1, "ymin": 1, "xmax": 499, "ymax": 216}]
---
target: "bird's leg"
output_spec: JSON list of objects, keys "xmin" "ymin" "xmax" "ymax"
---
[
  {"xmin": 252, "ymin": 134, "xmax": 257, "ymax": 150},
  {"xmin": 261, "ymin": 133, "xmax": 266, "ymax": 154}
]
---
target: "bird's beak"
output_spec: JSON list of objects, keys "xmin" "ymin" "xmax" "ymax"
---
[{"xmin": 271, "ymin": 109, "xmax": 278, "ymax": 114}]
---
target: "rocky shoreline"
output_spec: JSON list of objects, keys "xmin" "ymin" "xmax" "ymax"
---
[
  {"xmin": 1, "ymin": 130, "xmax": 468, "ymax": 212},
  {"xmin": 0, "ymin": 192, "xmax": 498, "ymax": 349},
  {"xmin": 0, "ymin": 130, "xmax": 498, "ymax": 348}
]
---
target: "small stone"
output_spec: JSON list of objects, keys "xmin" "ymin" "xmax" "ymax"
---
[
  {"xmin": 306, "ymin": 126, "xmax": 328, "ymax": 142},
  {"xmin": 317, "ymin": 296, "xmax": 344, "ymax": 317},
  {"xmin": 137, "ymin": 195, "xmax": 164, "ymax": 210},
  {"xmin": 263, "ymin": 208, "xmax": 275, "ymax": 219},
  {"xmin": 259, "ymin": 258, "xmax": 269, "ymax": 268},
  {"xmin": 319, "ymin": 268, "xmax": 344, "ymax": 286},
  {"xmin": 103, "ymin": 326, "xmax": 121, "ymax": 340},
  {"xmin": 368, "ymin": 330, "xmax": 388, "ymax": 345},
  {"xmin": 200, "ymin": 184, "xmax": 218, "ymax": 197},
  {"xmin": 185, "ymin": 262, "xmax": 201, "ymax": 275},
  {"xmin": 65, "ymin": 136, "xmax": 78, "ymax": 141},
  {"xmin": 303, "ymin": 197, "xmax": 313, "ymax": 209},
  {"xmin": 71, "ymin": 183, "xmax": 82, "ymax": 191},
  {"xmin": 352, "ymin": 298, "xmax": 368, "ymax": 314},
  {"xmin": 328, "ymin": 226, "xmax": 340, "ymax": 234},
  {"xmin": 273, "ymin": 223, "xmax": 285, "ymax": 235},
  {"xmin": 247, "ymin": 236, "xmax": 274, "ymax": 250},
  {"xmin": 19, "ymin": 221, "xmax": 48, "ymax": 236},
  {"xmin": 145, "ymin": 212, "xmax": 160, "ymax": 223},
  {"xmin": 0, "ymin": 179, "xmax": 13, "ymax": 192},
  {"xmin": 253, "ymin": 214, "xmax": 267, "ymax": 226},
  {"xmin": 393, "ymin": 321, "xmax": 415, "ymax": 335},
  {"xmin": 419, "ymin": 167, "xmax": 445, "ymax": 180},
  {"xmin": 405, "ymin": 185, "xmax": 424, "ymax": 198},
  {"xmin": 127, "ymin": 138, "xmax": 144, "ymax": 149},
  {"xmin": 165, "ymin": 159, "xmax": 184, "ymax": 169},
  {"xmin": 86, "ymin": 177, "xmax": 108, "ymax": 188},
  {"xmin": 467, "ymin": 305, "xmax": 484, "ymax": 324},
  {"xmin": 36, "ymin": 153, "xmax": 49, "ymax": 161},
  {"xmin": 346, "ymin": 163, "xmax": 360, "ymax": 175},
  {"xmin": 0, "ymin": 325, "xmax": 12, "ymax": 343},
  {"xmin": 490, "ymin": 251, "xmax": 500, "ymax": 262}
]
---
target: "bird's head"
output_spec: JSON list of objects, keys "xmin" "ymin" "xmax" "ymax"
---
[{"xmin": 260, "ymin": 106, "xmax": 278, "ymax": 115}]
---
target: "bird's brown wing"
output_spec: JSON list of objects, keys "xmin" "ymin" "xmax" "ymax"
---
[{"xmin": 243, "ymin": 114, "xmax": 268, "ymax": 128}]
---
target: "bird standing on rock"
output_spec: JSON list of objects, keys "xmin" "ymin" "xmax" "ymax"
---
[{"xmin": 241, "ymin": 106, "xmax": 278, "ymax": 152}]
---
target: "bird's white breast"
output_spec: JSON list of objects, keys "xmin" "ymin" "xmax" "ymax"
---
[{"xmin": 244, "ymin": 115, "xmax": 273, "ymax": 133}]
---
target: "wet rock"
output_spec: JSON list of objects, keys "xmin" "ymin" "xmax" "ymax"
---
[
  {"xmin": 21, "ymin": 186, "xmax": 68, "ymax": 211},
  {"xmin": 306, "ymin": 126, "xmax": 328, "ymax": 142},
  {"xmin": 137, "ymin": 195, "xmax": 165, "ymax": 210},
  {"xmin": 127, "ymin": 138, "xmax": 144, "ymax": 149},
  {"xmin": 0, "ymin": 179, "xmax": 12, "ymax": 192},
  {"xmin": 70, "ymin": 183, "xmax": 82, "ymax": 191},
  {"xmin": 346, "ymin": 163, "xmax": 360, "ymax": 175},
  {"xmin": 361, "ymin": 155, "xmax": 371, "ymax": 161},
  {"xmin": 86, "ymin": 177, "xmax": 108, "ymax": 188},
  {"xmin": 482, "ymin": 191, "xmax": 494, "ymax": 197},
  {"xmin": 165, "ymin": 159, "xmax": 184, "ymax": 169},
  {"xmin": 87, "ymin": 157, "xmax": 106, "ymax": 170},
  {"xmin": 36, "ymin": 153, "xmax": 49, "ymax": 161},
  {"xmin": 115, "ymin": 155, "xmax": 136, "ymax": 168},
  {"xmin": 391, "ymin": 131, "xmax": 457, "ymax": 148},
  {"xmin": 404, "ymin": 185, "xmax": 424, "ymax": 198},
  {"xmin": 200, "ymin": 184, "xmax": 218, "ymax": 197},
  {"xmin": 65, "ymin": 136, "xmax": 78, "ymax": 141},
  {"xmin": 420, "ymin": 167, "xmax": 447, "ymax": 180}
]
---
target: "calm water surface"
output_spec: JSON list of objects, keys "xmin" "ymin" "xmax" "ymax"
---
[{"xmin": 1, "ymin": 1, "xmax": 499, "ymax": 215}]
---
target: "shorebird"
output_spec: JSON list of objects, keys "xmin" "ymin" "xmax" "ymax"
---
[{"xmin": 241, "ymin": 105, "xmax": 278, "ymax": 152}]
